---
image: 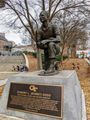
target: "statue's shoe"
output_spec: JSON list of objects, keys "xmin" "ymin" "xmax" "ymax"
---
[{"xmin": 39, "ymin": 69, "xmax": 59, "ymax": 76}]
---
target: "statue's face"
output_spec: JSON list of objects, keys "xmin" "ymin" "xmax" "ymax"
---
[{"xmin": 39, "ymin": 11, "xmax": 48, "ymax": 23}]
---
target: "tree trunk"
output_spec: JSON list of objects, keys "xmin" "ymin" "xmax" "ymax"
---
[
  {"xmin": 71, "ymin": 46, "xmax": 76, "ymax": 58},
  {"xmin": 60, "ymin": 45, "xmax": 65, "ymax": 61},
  {"xmin": 67, "ymin": 47, "xmax": 71, "ymax": 59}
]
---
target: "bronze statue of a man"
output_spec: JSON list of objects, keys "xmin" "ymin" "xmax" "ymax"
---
[{"xmin": 36, "ymin": 11, "xmax": 61, "ymax": 75}]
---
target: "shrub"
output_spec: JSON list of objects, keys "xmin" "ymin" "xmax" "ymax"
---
[
  {"xmin": 56, "ymin": 55, "xmax": 62, "ymax": 61},
  {"xmin": 31, "ymin": 52, "xmax": 37, "ymax": 58},
  {"xmin": 23, "ymin": 51, "xmax": 37, "ymax": 58},
  {"xmin": 56, "ymin": 55, "xmax": 68, "ymax": 61}
]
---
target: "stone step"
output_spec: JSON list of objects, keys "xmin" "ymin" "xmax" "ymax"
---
[
  {"xmin": 0, "ymin": 55, "xmax": 25, "ymax": 73},
  {"xmin": 0, "ymin": 64, "xmax": 24, "ymax": 72},
  {"xmin": 0, "ymin": 56, "xmax": 25, "ymax": 63}
]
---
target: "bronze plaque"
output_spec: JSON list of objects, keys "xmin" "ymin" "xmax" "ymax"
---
[{"xmin": 7, "ymin": 83, "xmax": 63, "ymax": 118}]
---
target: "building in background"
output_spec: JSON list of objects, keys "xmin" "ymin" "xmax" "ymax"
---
[
  {"xmin": 0, "ymin": 0, "xmax": 5, "ymax": 8},
  {"xmin": 12, "ymin": 45, "xmax": 35, "ymax": 53},
  {"xmin": 0, "ymin": 33, "xmax": 15, "ymax": 55}
]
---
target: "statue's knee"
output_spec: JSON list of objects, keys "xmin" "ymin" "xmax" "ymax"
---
[{"xmin": 48, "ymin": 42, "xmax": 54, "ymax": 48}]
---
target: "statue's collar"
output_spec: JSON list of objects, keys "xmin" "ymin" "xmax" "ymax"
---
[{"xmin": 41, "ymin": 22, "xmax": 51, "ymax": 31}]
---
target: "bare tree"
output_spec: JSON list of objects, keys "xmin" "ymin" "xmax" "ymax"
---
[
  {"xmin": 2, "ymin": 0, "xmax": 90, "ymax": 42},
  {"xmin": 56, "ymin": 10, "xmax": 88, "ymax": 58}
]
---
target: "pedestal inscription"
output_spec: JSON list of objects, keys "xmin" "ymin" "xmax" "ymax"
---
[{"xmin": 7, "ymin": 83, "xmax": 63, "ymax": 118}]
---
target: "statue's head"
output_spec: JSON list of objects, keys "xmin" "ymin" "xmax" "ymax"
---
[{"xmin": 39, "ymin": 11, "xmax": 49, "ymax": 23}]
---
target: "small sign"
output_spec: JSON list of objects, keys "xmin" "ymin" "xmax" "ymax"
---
[{"xmin": 7, "ymin": 83, "xmax": 63, "ymax": 118}]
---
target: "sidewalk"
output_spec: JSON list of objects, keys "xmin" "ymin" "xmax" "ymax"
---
[
  {"xmin": 0, "ymin": 72, "xmax": 20, "ymax": 80},
  {"xmin": 0, "ymin": 114, "xmax": 25, "ymax": 120}
]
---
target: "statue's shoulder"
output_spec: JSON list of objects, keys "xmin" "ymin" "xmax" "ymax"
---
[
  {"xmin": 52, "ymin": 22, "xmax": 58, "ymax": 28},
  {"xmin": 49, "ymin": 22, "xmax": 58, "ymax": 29},
  {"xmin": 47, "ymin": 22, "xmax": 56, "ymax": 30},
  {"xmin": 48, "ymin": 22, "xmax": 54, "ymax": 27},
  {"xmin": 50, "ymin": 22, "xmax": 60, "ymax": 34}
]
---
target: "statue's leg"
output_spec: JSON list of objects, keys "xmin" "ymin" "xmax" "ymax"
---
[
  {"xmin": 44, "ymin": 49, "xmax": 50, "ymax": 70},
  {"xmin": 45, "ymin": 42, "xmax": 56, "ymax": 72},
  {"xmin": 48, "ymin": 42, "xmax": 60, "ymax": 71},
  {"xmin": 48, "ymin": 42, "xmax": 56, "ymax": 59}
]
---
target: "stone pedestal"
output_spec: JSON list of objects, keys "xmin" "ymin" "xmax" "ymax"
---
[{"xmin": 0, "ymin": 70, "xmax": 83, "ymax": 120}]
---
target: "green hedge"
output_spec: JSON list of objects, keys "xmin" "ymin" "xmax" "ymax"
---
[
  {"xmin": 23, "ymin": 51, "xmax": 37, "ymax": 58},
  {"xmin": 56, "ymin": 55, "xmax": 68, "ymax": 61}
]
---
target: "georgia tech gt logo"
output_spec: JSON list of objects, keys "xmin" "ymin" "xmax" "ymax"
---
[{"xmin": 29, "ymin": 85, "xmax": 38, "ymax": 92}]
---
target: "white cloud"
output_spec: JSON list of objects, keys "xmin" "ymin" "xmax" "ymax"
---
[{"xmin": 5, "ymin": 32, "xmax": 22, "ymax": 45}]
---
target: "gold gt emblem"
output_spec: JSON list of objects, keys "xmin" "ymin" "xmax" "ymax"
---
[{"xmin": 29, "ymin": 85, "xmax": 38, "ymax": 92}]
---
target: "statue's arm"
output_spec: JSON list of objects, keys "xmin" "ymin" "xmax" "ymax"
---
[
  {"xmin": 36, "ymin": 30, "xmax": 42, "ymax": 46},
  {"xmin": 36, "ymin": 24, "xmax": 61, "ymax": 45},
  {"xmin": 40, "ymin": 37, "xmax": 60, "ymax": 44}
]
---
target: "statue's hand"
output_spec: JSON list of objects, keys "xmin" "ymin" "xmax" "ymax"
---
[
  {"xmin": 37, "ymin": 41, "xmax": 41, "ymax": 45},
  {"xmin": 41, "ymin": 40, "xmax": 48, "ymax": 44},
  {"xmin": 41, "ymin": 40, "xmax": 51, "ymax": 44}
]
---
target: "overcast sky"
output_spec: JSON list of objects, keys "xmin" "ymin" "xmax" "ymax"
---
[
  {"xmin": 0, "ymin": 24, "xmax": 22, "ymax": 46},
  {"xmin": 0, "ymin": 7, "xmax": 23, "ymax": 45},
  {"xmin": 5, "ymin": 32, "xmax": 22, "ymax": 45},
  {"xmin": 0, "ymin": 0, "xmax": 90, "ymax": 47}
]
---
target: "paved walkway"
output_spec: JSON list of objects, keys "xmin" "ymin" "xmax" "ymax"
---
[
  {"xmin": 0, "ymin": 72, "xmax": 21, "ymax": 80},
  {"xmin": 0, "ymin": 114, "xmax": 25, "ymax": 120}
]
